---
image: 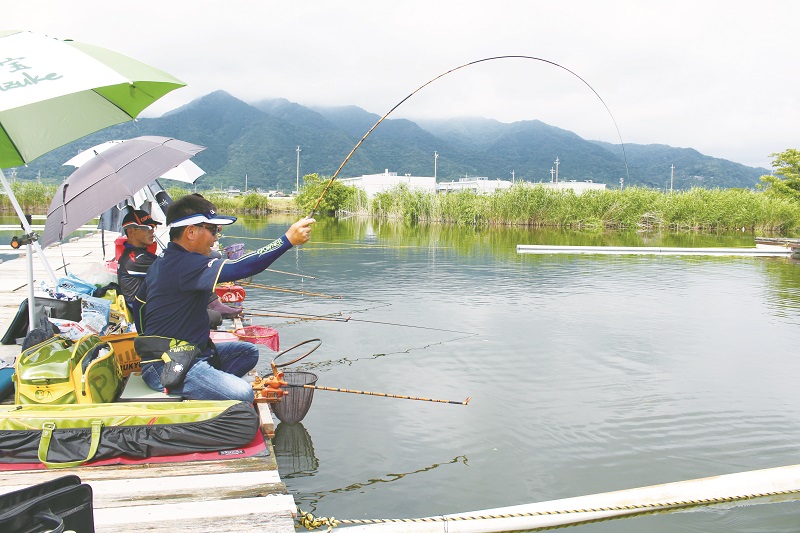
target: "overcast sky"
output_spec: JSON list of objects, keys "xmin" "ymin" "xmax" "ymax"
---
[{"xmin": 7, "ymin": 1, "xmax": 799, "ymax": 169}]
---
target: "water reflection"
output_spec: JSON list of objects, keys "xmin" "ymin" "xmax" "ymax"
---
[
  {"xmin": 227, "ymin": 217, "xmax": 800, "ymax": 532},
  {"xmin": 273, "ymin": 422, "xmax": 319, "ymax": 479},
  {"xmin": 274, "ymin": 419, "xmax": 469, "ymax": 516}
]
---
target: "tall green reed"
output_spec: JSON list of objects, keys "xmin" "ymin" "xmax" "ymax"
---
[
  {"xmin": 0, "ymin": 182, "xmax": 59, "ymax": 213},
  {"xmin": 360, "ymin": 183, "xmax": 800, "ymax": 234}
]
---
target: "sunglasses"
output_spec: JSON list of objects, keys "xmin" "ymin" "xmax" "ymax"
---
[{"xmin": 194, "ymin": 223, "xmax": 222, "ymax": 236}]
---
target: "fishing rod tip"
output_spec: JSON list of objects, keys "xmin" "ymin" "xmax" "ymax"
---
[{"xmin": 464, "ymin": 397, "xmax": 471, "ymax": 405}]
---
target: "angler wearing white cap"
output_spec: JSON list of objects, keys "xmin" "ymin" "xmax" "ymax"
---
[{"xmin": 133, "ymin": 193, "xmax": 315, "ymax": 402}]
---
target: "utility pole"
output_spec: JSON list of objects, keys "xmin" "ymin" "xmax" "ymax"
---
[
  {"xmin": 510, "ymin": 170, "xmax": 515, "ymax": 182},
  {"xmin": 554, "ymin": 157, "xmax": 560, "ymax": 183},
  {"xmin": 620, "ymin": 177, "xmax": 624, "ymax": 190},
  {"xmin": 434, "ymin": 151, "xmax": 438, "ymax": 180},
  {"xmin": 295, "ymin": 146, "xmax": 302, "ymax": 194},
  {"xmin": 244, "ymin": 173, "xmax": 248, "ymax": 193},
  {"xmin": 550, "ymin": 167, "xmax": 555, "ymax": 183},
  {"xmin": 670, "ymin": 164, "xmax": 674, "ymax": 193}
]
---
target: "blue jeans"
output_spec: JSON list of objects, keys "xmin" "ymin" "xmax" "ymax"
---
[{"xmin": 141, "ymin": 341, "xmax": 258, "ymax": 402}]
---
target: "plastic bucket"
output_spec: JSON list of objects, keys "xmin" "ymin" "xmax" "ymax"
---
[{"xmin": 271, "ymin": 371, "xmax": 318, "ymax": 424}]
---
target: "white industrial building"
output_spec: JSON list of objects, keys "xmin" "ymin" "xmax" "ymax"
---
[
  {"xmin": 436, "ymin": 176, "xmax": 513, "ymax": 194},
  {"xmin": 339, "ymin": 170, "xmax": 436, "ymax": 198},
  {"xmin": 340, "ymin": 170, "xmax": 606, "ymax": 197}
]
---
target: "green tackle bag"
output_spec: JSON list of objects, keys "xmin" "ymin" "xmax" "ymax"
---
[{"xmin": 14, "ymin": 334, "xmax": 123, "ymax": 405}]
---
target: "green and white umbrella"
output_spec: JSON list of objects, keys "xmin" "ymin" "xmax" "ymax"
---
[
  {"xmin": 0, "ymin": 29, "xmax": 185, "ymax": 335},
  {"xmin": 0, "ymin": 30, "xmax": 185, "ymax": 167}
]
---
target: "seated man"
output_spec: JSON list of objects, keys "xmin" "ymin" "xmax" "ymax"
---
[
  {"xmin": 136, "ymin": 194, "xmax": 314, "ymax": 402},
  {"xmin": 118, "ymin": 209, "xmax": 239, "ymax": 328},
  {"xmin": 117, "ymin": 209, "xmax": 160, "ymax": 305}
]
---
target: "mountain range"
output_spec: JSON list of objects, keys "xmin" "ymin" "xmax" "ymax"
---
[{"xmin": 8, "ymin": 90, "xmax": 769, "ymax": 193}]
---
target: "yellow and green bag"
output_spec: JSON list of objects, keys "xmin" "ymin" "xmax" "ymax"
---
[
  {"xmin": 14, "ymin": 334, "xmax": 123, "ymax": 405},
  {"xmin": 0, "ymin": 401, "xmax": 259, "ymax": 468}
]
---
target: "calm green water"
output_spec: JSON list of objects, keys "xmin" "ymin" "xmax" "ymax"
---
[
  {"xmin": 221, "ymin": 217, "xmax": 800, "ymax": 532},
  {"xmin": 15, "ymin": 211, "xmax": 795, "ymax": 531}
]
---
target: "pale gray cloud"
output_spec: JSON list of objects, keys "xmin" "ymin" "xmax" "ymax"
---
[{"xmin": 6, "ymin": 0, "xmax": 798, "ymax": 168}]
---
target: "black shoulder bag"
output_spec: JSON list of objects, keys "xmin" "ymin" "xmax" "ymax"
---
[{"xmin": 0, "ymin": 474, "xmax": 94, "ymax": 533}]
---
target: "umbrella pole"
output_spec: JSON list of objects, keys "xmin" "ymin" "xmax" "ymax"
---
[{"xmin": 0, "ymin": 169, "xmax": 60, "ymax": 332}]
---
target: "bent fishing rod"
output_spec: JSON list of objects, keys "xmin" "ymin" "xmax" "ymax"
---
[{"xmin": 310, "ymin": 54, "xmax": 630, "ymax": 215}]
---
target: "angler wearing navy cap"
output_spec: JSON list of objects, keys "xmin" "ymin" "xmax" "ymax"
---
[
  {"xmin": 117, "ymin": 209, "xmax": 161, "ymax": 305},
  {"xmin": 135, "ymin": 194, "xmax": 315, "ymax": 402}
]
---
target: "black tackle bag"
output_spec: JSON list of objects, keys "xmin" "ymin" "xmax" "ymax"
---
[{"xmin": 0, "ymin": 474, "xmax": 94, "ymax": 532}]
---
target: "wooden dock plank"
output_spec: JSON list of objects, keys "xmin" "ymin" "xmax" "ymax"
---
[
  {"xmin": 256, "ymin": 401, "xmax": 275, "ymax": 438},
  {"xmin": 0, "ymin": 471, "xmax": 284, "ymax": 506},
  {"xmin": 93, "ymin": 495, "xmax": 297, "ymax": 533},
  {"xmin": 0, "ymin": 439, "xmax": 296, "ymax": 531}
]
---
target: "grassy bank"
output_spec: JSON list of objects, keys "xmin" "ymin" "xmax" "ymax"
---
[
  {"xmin": 5, "ymin": 180, "xmax": 799, "ymax": 235},
  {"xmin": 165, "ymin": 187, "xmax": 300, "ymax": 215},
  {"xmin": 0, "ymin": 183, "xmax": 302, "ymax": 216},
  {"xmin": 361, "ymin": 184, "xmax": 800, "ymax": 234},
  {"xmin": 0, "ymin": 182, "xmax": 59, "ymax": 213}
]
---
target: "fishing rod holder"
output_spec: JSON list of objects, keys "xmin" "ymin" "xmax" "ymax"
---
[
  {"xmin": 252, "ymin": 362, "xmax": 289, "ymax": 404},
  {"xmin": 10, "ymin": 232, "xmax": 37, "ymax": 249}
]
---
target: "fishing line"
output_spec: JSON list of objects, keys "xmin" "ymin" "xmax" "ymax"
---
[
  {"xmin": 230, "ymin": 234, "xmax": 448, "ymax": 250},
  {"xmin": 311, "ymin": 54, "xmax": 630, "ymax": 214},
  {"xmin": 272, "ymin": 330, "xmax": 478, "ymax": 373},
  {"xmin": 246, "ymin": 310, "xmax": 349, "ymax": 322},
  {"xmin": 342, "ymin": 316, "xmax": 473, "ymax": 334},
  {"xmin": 245, "ymin": 306, "xmax": 473, "ymax": 334},
  {"xmin": 240, "ymin": 281, "xmax": 342, "ymax": 299},
  {"xmin": 265, "ymin": 268, "xmax": 315, "ymax": 279}
]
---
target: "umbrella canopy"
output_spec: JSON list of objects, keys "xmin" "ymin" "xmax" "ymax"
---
[
  {"xmin": 0, "ymin": 30, "xmax": 185, "ymax": 167},
  {"xmin": 0, "ymin": 30, "xmax": 185, "ymax": 334},
  {"xmin": 64, "ymin": 139, "xmax": 206, "ymax": 183},
  {"xmin": 41, "ymin": 136, "xmax": 205, "ymax": 247}
]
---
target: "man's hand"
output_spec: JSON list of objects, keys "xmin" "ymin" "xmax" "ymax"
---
[
  {"xmin": 208, "ymin": 297, "xmax": 242, "ymax": 319},
  {"xmin": 286, "ymin": 217, "xmax": 315, "ymax": 246}
]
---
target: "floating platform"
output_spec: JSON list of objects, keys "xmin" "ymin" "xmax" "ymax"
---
[
  {"xmin": 0, "ymin": 233, "xmax": 297, "ymax": 532},
  {"xmin": 516, "ymin": 244, "xmax": 795, "ymax": 257},
  {"xmin": 341, "ymin": 463, "xmax": 800, "ymax": 532},
  {"xmin": 754, "ymin": 237, "xmax": 800, "ymax": 247}
]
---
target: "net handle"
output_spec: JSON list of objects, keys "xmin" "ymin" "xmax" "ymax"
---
[{"xmin": 272, "ymin": 338, "xmax": 322, "ymax": 368}]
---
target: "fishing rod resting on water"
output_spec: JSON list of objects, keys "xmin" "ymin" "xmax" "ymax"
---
[
  {"xmin": 309, "ymin": 54, "xmax": 629, "ymax": 215},
  {"xmin": 253, "ymin": 339, "xmax": 470, "ymax": 418}
]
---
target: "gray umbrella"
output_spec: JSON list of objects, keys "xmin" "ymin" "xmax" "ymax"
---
[{"xmin": 41, "ymin": 136, "xmax": 205, "ymax": 248}]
